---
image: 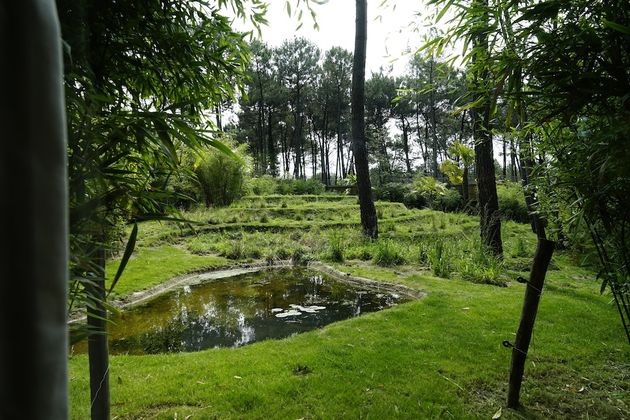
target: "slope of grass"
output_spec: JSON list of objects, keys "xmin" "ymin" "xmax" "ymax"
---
[{"xmin": 71, "ymin": 194, "xmax": 630, "ymax": 419}]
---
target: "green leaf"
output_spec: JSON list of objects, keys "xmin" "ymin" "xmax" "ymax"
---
[
  {"xmin": 602, "ymin": 19, "xmax": 630, "ymax": 35},
  {"xmin": 435, "ymin": 0, "xmax": 455, "ymax": 23},
  {"xmin": 108, "ymin": 223, "xmax": 138, "ymax": 296},
  {"xmin": 453, "ymin": 97, "xmax": 485, "ymax": 115}
]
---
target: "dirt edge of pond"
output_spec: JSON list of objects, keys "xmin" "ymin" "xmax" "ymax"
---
[{"xmin": 68, "ymin": 260, "xmax": 425, "ymax": 324}]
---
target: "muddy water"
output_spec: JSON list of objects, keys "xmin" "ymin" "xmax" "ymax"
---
[{"xmin": 73, "ymin": 268, "xmax": 409, "ymax": 354}]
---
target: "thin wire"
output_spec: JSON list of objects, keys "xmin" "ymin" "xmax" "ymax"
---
[{"xmin": 90, "ymin": 365, "xmax": 110, "ymax": 409}]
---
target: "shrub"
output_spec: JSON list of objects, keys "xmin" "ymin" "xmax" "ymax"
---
[
  {"xmin": 275, "ymin": 179, "xmax": 294, "ymax": 195},
  {"xmin": 165, "ymin": 171, "xmax": 200, "ymax": 209},
  {"xmin": 221, "ymin": 240, "xmax": 245, "ymax": 260},
  {"xmin": 403, "ymin": 190, "xmax": 427, "ymax": 209},
  {"xmin": 497, "ymin": 182, "xmax": 529, "ymax": 223},
  {"xmin": 194, "ymin": 137, "xmax": 249, "ymax": 207},
  {"xmin": 373, "ymin": 240, "xmax": 406, "ymax": 267},
  {"xmin": 292, "ymin": 178, "xmax": 325, "ymax": 195},
  {"xmin": 413, "ymin": 176, "xmax": 447, "ymax": 201},
  {"xmin": 375, "ymin": 182, "xmax": 409, "ymax": 203},
  {"xmin": 275, "ymin": 178, "xmax": 325, "ymax": 195},
  {"xmin": 431, "ymin": 189, "xmax": 463, "ymax": 212},
  {"xmin": 291, "ymin": 248, "xmax": 310, "ymax": 265},
  {"xmin": 248, "ymin": 175, "xmax": 277, "ymax": 195}
]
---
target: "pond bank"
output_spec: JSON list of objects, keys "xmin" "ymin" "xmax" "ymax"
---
[{"xmin": 68, "ymin": 260, "xmax": 425, "ymax": 324}]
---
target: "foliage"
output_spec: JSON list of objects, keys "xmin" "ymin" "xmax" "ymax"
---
[
  {"xmin": 374, "ymin": 182, "xmax": 409, "ymax": 203},
  {"xmin": 194, "ymin": 138, "xmax": 250, "ymax": 207},
  {"xmin": 403, "ymin": 190, "xmax": 427, "ymax": 209},
  {"xmin": 431, "ymin": 189, "xmax": 462, "ymax": 213},
  {"xmin": 373, "ymin": 240, "xmax": 406, "ymax": 267},
  {"xmin": 61, "ymin": 0, "xmax": 257, "ymax": 326},
  {"xmin": 327, "ymin": 232, "xmax": 346, "ymax": 263},
  {"xmin": 458, "ymin": 239, "xmax": 506, "ymax": 286},
  {"xmin": 439, "ymin": 160, "xmax": 463, "ymax": 185},
  {"xmin": 497, "ymin": 182, "xmax": 529, "ymax": 223},
  {"xmin": 428, "ymin": 239, "xmax": 451, "ymax": 278},
  {"xmin": 412, "ymin": 176, "xmax": 447, "ymax": 201},
  {"xmin": 275, "ymin": 178, "xmax": 325, "ymax": 195},
  {"xmin": 248, "ymin": 175, "xmax": 277, "ymax": 196}
]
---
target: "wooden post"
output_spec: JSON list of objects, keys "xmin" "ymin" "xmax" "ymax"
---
[
  {"xmin": 507, "ymin": 238, "xmax": 555, "ymax": 408},
  {"xmin": 87, "ymin": 246, "xmax": 110, "ymax": 420},
  {"xmin": 0, "ymin": 1, "xmax": 69, "ymax": 418}
]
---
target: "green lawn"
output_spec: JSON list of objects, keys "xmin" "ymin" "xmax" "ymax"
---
[{"xmin": 71, "ymin": 195, "xmax": 630, "ymax": 419}]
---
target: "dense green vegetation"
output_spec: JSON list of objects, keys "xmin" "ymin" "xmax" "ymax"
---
[
  {"xmin": 70, "ymin": 194, "xmax": 630, "ymax": 418},
  {"xmin": 49, "ymin": 0, "xmax": 628, "ymax": 417}
]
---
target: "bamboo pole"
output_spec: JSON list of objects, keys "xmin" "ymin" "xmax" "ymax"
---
[{"xmin": 507, "ymin": 238, "xmax": 555, "ymax": 408}]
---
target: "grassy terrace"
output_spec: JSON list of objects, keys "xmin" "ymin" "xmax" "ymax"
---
[{"xmin": 74, "ymin": 195, "xmax": 629, "ymax": 419}]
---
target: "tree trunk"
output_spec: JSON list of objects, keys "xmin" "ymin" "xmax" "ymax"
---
[
  {"xmin": 473, "ymin": 106, "xmax": 503, "ymax": 256},
  {"xmin": 472, "ymin": 0, "xmax": 503, "ymax": 256},
  {"xmin": 510, "ymin": 137, "xmax": 517, "ymax": 181},
  {"xmin": 507, "ymin": 238, "xmax": 555, "ymax": 408},
  {"xmin": 0, "ymin": 2, "xmax": 69, "ymax": 418},
  {"xmin": 352, "ymin": 0, "xmax": 378, "ymax": 238},
  {"xmin": 502, "ymin": 137, "xmax": 507, "ymax": 180},
  {"xmin": 429, "ymin": 59, "xmax": 439, "ymax": 177},
  {"xmin": 462, "ymin": 166, "xmax": 470, "ymax": 204},
  {"xmin": 267, "ymin": 108, "xmax": 277, "ymax": 176},
  {"xmin": 402, "ymin": 117, "xmax": 411, "ymax": 173}
]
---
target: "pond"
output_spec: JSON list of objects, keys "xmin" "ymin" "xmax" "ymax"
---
[{"xmin": 74, "ymin": 267, "xmax": 412, "ymax": 355}]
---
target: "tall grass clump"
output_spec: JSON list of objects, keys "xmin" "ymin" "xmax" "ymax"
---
[
  {"xmin": 429, "ymin": 239, "xmax": 451, "ymax": 278},
  {"xmin": 327, "ymin": 232, "xmax": 346, "ymax": 262},
  {"xmin": 373, "ymin": 240, "xmax": 406, "ymax": 267},
  {"xmin": 458, "ymin": 238, "xmax": 506, "ymax": 285}
]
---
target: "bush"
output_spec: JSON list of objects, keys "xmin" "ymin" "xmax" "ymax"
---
[
  {"xmin": 194, "ymin": 138, "xmax": 249, "ymax": 207},
  {"xmin": 248, "ymin": 175, "xmax": 276, "ymax": 195},
  {"xmin": 497, "ymin": 182, "xmax": 529, "ymax": 223},
  {"xmin": 375, "ymin": 182, "xmax": 409, "ymax": 203},
  {"xmin": 275, "ymin": 178, "xmax": 325, "ymax": 195},
  {"xmin": 293, "ymin": 178, "xmax": 325, "ymax": 195},
  {"xmin": 431, "ymin": 189, "xmax": 463, "ymax": 212},
  {"xmin": 164, "ymin": 171, "xmax": 201, "ymax": 209},
  {"xmin": 403, "ymin": 190, "xmax": 427, "ymax": 209},
  {"xmin": 413, "ymin": 176, "xmax": 447, "ymax": 201}
]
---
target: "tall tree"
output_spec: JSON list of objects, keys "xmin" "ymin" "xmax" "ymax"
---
[
  {"xmin": 276, "ymin": 37, "xmax": 321, "ymax": 178},
  {"xmin": 470, "ymin": 0, "xmax": 503, "ymax": 256},
  {"xmin": 391, "ymin": 76, "xmax": 415, "ymax": 173},
  {"xmin": 365, "ymin": 70, "xmax": 396, "ymax": 183},
  {"xmin": 352, "ymin": 0, "xmax": 378, "ymax": 238},
  {"xmin": 322, "ymin": 47, "xmax": 353, "ymax": 182}
]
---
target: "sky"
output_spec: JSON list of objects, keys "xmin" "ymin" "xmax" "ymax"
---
[{"xmin": 231, "ymin": 0, "xmax": 437, "ymax": 76}]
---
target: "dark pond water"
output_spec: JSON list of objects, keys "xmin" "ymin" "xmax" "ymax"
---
[{"xmin": 74, "ymin": 268, "xmax": 410, "ymax": 355}]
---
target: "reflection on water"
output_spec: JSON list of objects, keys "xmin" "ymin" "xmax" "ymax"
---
[{"xmin": 74, "ymin": 268, "xmax": 409, "ymax": 355}]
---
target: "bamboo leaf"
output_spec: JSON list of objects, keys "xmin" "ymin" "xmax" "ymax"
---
[
  {"xmin": 435, "ymin": 0, "xmax": 455, "ymax": 23},
  {"xmin": 107, "ymin": 223, "xmax": 138, "ymax": 296},
  {"xmin": 602, "ymin": 19, "xmax": 630, "ymax": 35}
]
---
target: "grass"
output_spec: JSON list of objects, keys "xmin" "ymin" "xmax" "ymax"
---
[
  {"xmin": 105, "ymin": 245, "xmax": 229, "ymax": 298},
  {"xmin": 71, "ymin": 194, "xmax": 630, "ymax": 419}
]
